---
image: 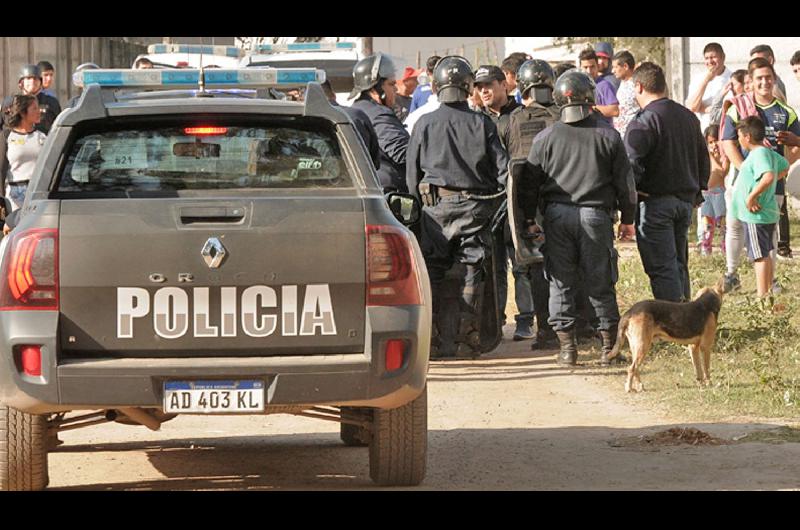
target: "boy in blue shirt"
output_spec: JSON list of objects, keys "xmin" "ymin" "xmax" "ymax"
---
[{"xmin": 732, "ymin": 116, "xmax": 790, "ymax": 297}]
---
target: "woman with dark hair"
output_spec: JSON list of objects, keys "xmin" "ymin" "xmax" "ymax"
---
[{"xmin": 1, "ymin": 94, "xmax": 46, "ymax": 229}]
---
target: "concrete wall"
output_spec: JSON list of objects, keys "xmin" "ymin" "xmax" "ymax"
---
[
  {"xmin": 1, "ymin": 37, "xmax": 145, "ymax": 105},
  {"xmin": 372, "ymin": 37, "xmax": 505, "ymax": 73}
]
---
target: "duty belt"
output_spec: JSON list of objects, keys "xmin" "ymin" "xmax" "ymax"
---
[
  {"xmin": 8, "ymin": 180, "xmax": 29, "ymax": 187},
  {"xmin": 438, "ymin": 187, "xmax": 506, "ymax": 200}
]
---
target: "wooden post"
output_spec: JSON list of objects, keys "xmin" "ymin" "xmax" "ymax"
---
[
  {"xmin": 417, "ymin": 50, "xmax": 421, "ymax": 69},
  {"xmin": 362, "ymin": 37, "xmax": 373, "ymax": 56}
]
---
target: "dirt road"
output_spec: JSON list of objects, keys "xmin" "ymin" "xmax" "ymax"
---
[{"xmin": 45, "ymin": 328, "xmax": 800, "ymax": 491}]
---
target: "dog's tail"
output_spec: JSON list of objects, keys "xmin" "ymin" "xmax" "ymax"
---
[{"xmin": 606, "ymin": 312, "xmax": 630, "ymax": 361}]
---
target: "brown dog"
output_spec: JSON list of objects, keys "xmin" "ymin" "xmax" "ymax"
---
[{"xmin": 607, "ymin": 279, "xmax": 724, "ymax": 392}]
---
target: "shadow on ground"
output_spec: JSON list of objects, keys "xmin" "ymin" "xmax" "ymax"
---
[{"xmin": 49, "ymin": 421, "xmax": 800, "ymax": 491}]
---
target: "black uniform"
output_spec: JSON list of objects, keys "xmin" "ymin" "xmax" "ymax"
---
[
  {"xmin": 407, "ymin": 101, "xmax": 509, "ymax": 356},
  {"xmin": 484, "ymin": 98, "xmax": 521, "ymax": 150},
  {"xmin": 527, "ymin": 112, "xmax": 636, "ymax": 334},
  {"xmin": 2, "ymin": 92, "xmax": 61, "ymax": 135},
  {"xmin": 504, "ymin": 101, "xmax": 560, "ymax": 340},
  {"xmin": 352, "ymin": 96, "xmax": 409, "ymax": 192},
  {"xmin": 331, "ymin": 101, "xmax": 381, "ymax": 170}
]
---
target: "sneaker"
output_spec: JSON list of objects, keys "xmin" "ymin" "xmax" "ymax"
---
[
  {"xmin": 513, "ymin": 321, "xmax": 535, "ymax": 341},
  {"xmin": 777, "ymin": 249, "xmax": 794, "ymax": 261},
  {"xmin": 772, "ymin": 279, "xmax": 783, "ymax": 295},
  {"xmin": 723, "ymin": 273, "xmax": 741, "ymax": 293}
]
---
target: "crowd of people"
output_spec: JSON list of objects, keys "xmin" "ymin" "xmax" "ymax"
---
[
  {"xmin": 344, "ymin": 41, "xmax": 800, "ymax": 363},
  {"xmin": 2, "ymin": 41, "xmax": 800, "ymax": 365}
]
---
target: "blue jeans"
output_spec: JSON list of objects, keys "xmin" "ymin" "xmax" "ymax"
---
[
  {"xmin": 635, "ymin": 196, "xmax": 692, "ymax": 302},
  {"xmin": 542, "ymin": 202, "xmax": 620, "ymax": 332},
  {"xmin": 508, "ymin": 241, "xmax": 534, "ymax": 324}
]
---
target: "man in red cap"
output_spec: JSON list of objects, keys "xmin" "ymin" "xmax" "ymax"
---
[
  {"xmin": 595, "ymin": 41, "xmax": 620, "ymax": 92},
  {"xmin": 394, "ymin": 66, "xmax": 421, "ymax": 122}
]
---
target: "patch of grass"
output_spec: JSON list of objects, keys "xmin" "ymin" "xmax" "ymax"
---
[
  {"xmin": 611, "ymin": 214, "xmax": 800, "ymax": 422},
  {"xmin": 504, "ymin": 205, "xmax": 800, "ymax": 422}
]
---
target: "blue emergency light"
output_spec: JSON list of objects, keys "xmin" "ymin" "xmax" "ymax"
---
[
  {"xmin": 147, "ymin": 44, "xmax": 244, "ymax": 58},
  {"xmin": 73, "ymin": 68, "xmax": 326, "ymax": 89},
  {"xmin": 253, "ymin": 42, "xmax": 357, "ymax": 53}
]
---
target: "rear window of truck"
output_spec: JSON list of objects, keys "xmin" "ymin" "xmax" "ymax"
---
[{"xmin": 57, "ymin": 120, "xmax": 352, "ymax": 193}]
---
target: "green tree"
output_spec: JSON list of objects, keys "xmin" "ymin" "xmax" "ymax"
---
[{"xmin": 553, "ymin": 37, "xmax": 666, "ymax": 67}]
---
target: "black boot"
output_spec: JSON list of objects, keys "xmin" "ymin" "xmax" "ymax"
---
[
  {"xmin": 530, "ymin": 325, "xmax": 558, "ymax": 350},
  {"xmin": 556, "ymin": 329, "xmax": 577, "ymax": 366},
  {"xmin": 599, "ymin": 328, "xmax": 626, "ymax": 365}
]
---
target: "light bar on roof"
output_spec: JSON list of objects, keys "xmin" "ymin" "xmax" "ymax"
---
[
  {"xmin": 253, "ymin": 42, "xmax": 357, "ymax": 53},
  {"xmin": 73, "ymin": 68, "xmax": 326, "ymax": 89},
  {"xmin": 147, "ymin": 44, "xmax": 244, "ymax": 58}
]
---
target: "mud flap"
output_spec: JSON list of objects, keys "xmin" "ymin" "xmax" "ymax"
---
[{"xmin": 507, "ymin": 158, "xmax": 543, "ymax": 266}]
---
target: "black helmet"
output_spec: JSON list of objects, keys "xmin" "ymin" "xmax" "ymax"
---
[
  {"xmin": 517, "ymin": 60, "xmax": 555, "ymax": 95},
  {"xmin": 553, "ymin": 70, "xmax": 596, "ymax": 124},
  {"xmin": 18, "ymin": 64, "xmax": 42, "ymax": 82},
  {"xmin": 432, "ymin": 55, "xmax": 473, "ymax": 103},
  {"xmin": 348, "ymin": 53, "xmax": 396, "ymax": 100}
]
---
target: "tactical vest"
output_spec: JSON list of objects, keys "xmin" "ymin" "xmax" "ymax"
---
[{"xmin": 506, "ymin": 103, "xmax": 560, "ymax": 159}]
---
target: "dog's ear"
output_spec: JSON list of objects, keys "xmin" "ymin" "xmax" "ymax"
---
[{"xmin": 714, "ymin": 277, "xmax": 725, "ymax": 298}]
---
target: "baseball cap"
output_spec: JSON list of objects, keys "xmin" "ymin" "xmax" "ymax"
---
[
  {"xmin": 474, "ymin": 65, "xmax": 505, "ymax": 84},
  {"xmin": 595, "ymin": 42, "xmax": 614, "ymax": 58},
  {"xmin": 402, "ymin": 66, "xmax": 423, "ymax": 81}
]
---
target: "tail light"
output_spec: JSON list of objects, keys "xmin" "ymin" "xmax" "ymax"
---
[
  {"xmin": 366, "ymin": 225, "xmax": 422, "ymax": 306},
  {"xmin": 385, "ymin": 339, "xmax": 408, "ymax": 372},
  {"xmin": 0, "ymin": 228, "xmax": 59, "ymax": 311},
  {"xmin": 19, "ymin": 345, "xmax": 42, "ymax": 376}
]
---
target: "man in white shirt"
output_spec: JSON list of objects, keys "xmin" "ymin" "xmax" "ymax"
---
[
  {"xmin": 686, "ymin": 42, "xmax": 732, "ymax": 132},
  {"xmin": 404, "ymin": 91, "xmax": 439, "ymax": 135}
]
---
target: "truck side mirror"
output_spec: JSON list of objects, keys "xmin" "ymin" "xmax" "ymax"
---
[{"xmin": 386, "ymin": 192, "xmax": 421, "ymax": 226}]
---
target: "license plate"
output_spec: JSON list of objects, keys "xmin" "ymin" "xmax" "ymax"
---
[{"xmin": 164, "ymin": 380, "xmax": 265, "ymax": 413}]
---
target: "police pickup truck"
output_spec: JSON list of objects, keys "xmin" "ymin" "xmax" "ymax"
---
[{"xmin": 0, "ymin": 67, "xmax": 431, "ymax": 490}]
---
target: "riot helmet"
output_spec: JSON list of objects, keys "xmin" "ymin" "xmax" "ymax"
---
[
  {"xmin": 18, "ymin": 64, "xmax": 42, "ymax": 82},
  {"xmin": 349, "ymin": 53, "xmax": 397, "ymax": 100},
  {"xmin": 553, "ymin": 70, "xmax": 596, "ymax": 124},
  {"xmin": 432, "ymin": 55, "xmax": 474, "ymax": 103},
  {"xmin": 517, "ymin": 59, "xmax": 555, "ymax": 105}
]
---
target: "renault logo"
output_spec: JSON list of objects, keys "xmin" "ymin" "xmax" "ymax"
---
[{"xmin": 201, "ymin": 237, "xmax": 227, "ymax": 269}]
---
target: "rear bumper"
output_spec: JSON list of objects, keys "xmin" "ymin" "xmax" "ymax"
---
[{"xmin": 0, "ymin": 305, "xmax": 430, "ymax": 414}]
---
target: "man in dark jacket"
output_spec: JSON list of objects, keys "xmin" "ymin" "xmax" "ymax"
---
[
  {"xmin": 2, "ymin": 64, "xmax": 61, "ymax": 134},
  {"xmin": 407, "ymin": 56, "xmax": 509, "ymax": 358},
  {"xmin": 321, "ymin": 80, "xmax": 380, "ymax": 170},
  {"xmin": 349, "ymin": 53, "xmax": 409, "ymax": 192},
  {"xmin": 527, "ymin": 71, "xmax": 636, "ymax": 366},
  {"xmin": 624, "ymin": 62, "xmax": 710, "ymax": 302}
]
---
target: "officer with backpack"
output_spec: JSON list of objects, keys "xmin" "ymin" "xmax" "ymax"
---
[{"xmin": 503, "ymin": 60, "xmax": 561, "ymax": 347}]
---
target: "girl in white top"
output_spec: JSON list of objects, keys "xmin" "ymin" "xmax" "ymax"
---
[{"xmin": 1, "ymin": 94, "xmax": 46, "ymax": 213}]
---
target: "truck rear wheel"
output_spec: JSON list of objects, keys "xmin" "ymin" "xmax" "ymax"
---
[
  {"xmin": 0, "ymin": 405, "xmax": 49, "ymax": 491},
  {"xmin": 369, "ymin": 387, "xmax": 427, "ymax": 486}
]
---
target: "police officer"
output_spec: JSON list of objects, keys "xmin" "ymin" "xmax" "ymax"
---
[
  {"xmin": 1, "ymin": 64, "xmax": 61, "ymax": 134},
  {"xmin": 321, "ymin": 79, "xmax": 381, "ymax": 170},
  {"xmin": 64, "ymin": 63, "xmax": 101, "ymax": 110},
  {"xmin": 406, "ymin": 56, "xmax": 509, "ymax": 358},
  {"xmin": 349, "ymin": 53, "xmax": 409, "ymax": 193},
  {"xmin": 526, "ymin": 71, "xmax": 636, "ymax": 365},
  {"xmin": 504, "ymin": 59, "xmax": 561, "ymax": 348}
]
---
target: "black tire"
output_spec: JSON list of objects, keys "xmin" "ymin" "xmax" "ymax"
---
[
  {"xmin": 340, "ymin": 407, "xmax": 371, "ymax": 447},
  {"xmin": 369, "ymin": 387, "xmax": 427, "ymax": 486},
  {"xmin": 0, "ymin": 405, "xmax": 49, "ymax": 491}
]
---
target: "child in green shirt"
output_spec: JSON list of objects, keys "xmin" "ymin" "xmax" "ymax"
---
[{"xmin": 733, "ymin": 116, "xmax": 790, "ymax": 297}]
